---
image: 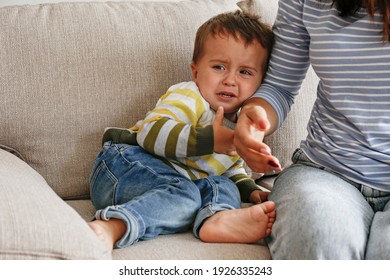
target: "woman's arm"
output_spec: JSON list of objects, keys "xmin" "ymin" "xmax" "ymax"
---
[{"xmin": 234, "ymin": 0, "xmax": 311, "ymax": 173}]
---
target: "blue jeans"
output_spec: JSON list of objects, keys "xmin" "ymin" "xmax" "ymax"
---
[
  {"xmin": 89, "ymin": 141, "xmax": 241, "ymax": 248},
  {"xmin": 267, "ymin": 148, "xmax": 390, "ymax": 259}
]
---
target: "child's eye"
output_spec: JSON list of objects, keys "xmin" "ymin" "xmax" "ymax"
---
[
  {"xmin": 240, "ymin": 70, "xmax": 252, "ymax": 75},
  {"xmin": 213, "ymin": 65, "xmax": 225, "ymax": 70}
]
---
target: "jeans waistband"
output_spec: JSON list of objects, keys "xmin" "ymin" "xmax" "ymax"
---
[{"xmin": 291, "ymin": 148, "xmax": 390, "ymax": 198}]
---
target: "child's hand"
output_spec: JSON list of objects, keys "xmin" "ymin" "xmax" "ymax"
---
[
  {"xmin": 213, "ymin": 106, "xmax": 237, "ymax": 156},
  {"xmin": 249, "ymin": 190, "xmax": 270, "ymax": 204}
]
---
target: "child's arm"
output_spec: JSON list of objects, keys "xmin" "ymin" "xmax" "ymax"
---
[
  {"xmin": 136, "ymin": 86, "xmax": 214, "ymax": 159},
  {"xmin": 225, "ymin": 159, "xmax": 268, "ymax": 203},
  {"xmin": 212, "ymin": 106, "xmax": 237, "ymax": 156},
  {"xmin": 249, "ymin": 189, "xmax": 270, "ymax": 204},
  {"xmin": 137, "ymin": 117, "xmax": 214, "ymax": 158}
]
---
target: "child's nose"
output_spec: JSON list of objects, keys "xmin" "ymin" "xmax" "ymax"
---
[{"xmin": 223, "ymin": 71, "xmax": 236, "ymax": 86}]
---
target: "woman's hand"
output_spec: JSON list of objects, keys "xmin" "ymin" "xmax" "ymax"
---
[{"xmin": 234, "ymin": 99, "xmax": 281, "ymax": 173}]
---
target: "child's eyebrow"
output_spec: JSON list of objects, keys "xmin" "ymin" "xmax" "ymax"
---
[
  {"xmin": 208, "ymin": 59, "xmax": 260, "ymax": 73},
  {"xmin": 209, "ymin": 58, "xmax": 228, "ymax": 64}
]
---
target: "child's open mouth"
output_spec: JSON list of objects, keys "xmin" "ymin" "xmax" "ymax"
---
[{"xmin": 217, "ymin": 92, "xmax": 236, "ymax": 99}]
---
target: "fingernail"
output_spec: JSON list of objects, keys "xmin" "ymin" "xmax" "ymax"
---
[{"xmin": 268, "ymin": 160, "xmax": 279, "ymax": 168}]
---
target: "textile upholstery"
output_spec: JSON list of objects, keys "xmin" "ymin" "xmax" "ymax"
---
[{"xmin": 0, "ymin": 0, "xmax": 318, "ymax": 259}]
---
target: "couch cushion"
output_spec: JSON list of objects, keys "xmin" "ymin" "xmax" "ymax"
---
[
  {"xmin": 0, "ymin": 0, "xmax": 242, "ymax": 199},
  {"xmin": 67, "ymin": 199, "xmax": 271, "ymax": 259},
  {"xmin": 242, "ymin": 0, "xmax": 279, "ymax": 26},
  {"xmin": 113, "ymin": 232, "xmax": 271, "ymax": 260},
  {"xmin": 0, "ymin": 144, "xmax": 25, "ymax": 161},
  {"xmin": 0, "ymin": 149, "xmax": 111, "ymax": 259}
]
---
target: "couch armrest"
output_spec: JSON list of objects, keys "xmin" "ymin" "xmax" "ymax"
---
[{"xmin": 0, "ymin": 149, "xmax": 111, "ymax": 259}]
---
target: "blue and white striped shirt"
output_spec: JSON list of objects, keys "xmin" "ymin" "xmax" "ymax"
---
[{"xmin": 254, "ymin": 0, "xmax": 390, "ymax": 191}]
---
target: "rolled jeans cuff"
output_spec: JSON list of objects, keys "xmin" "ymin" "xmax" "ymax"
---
[
  {"xmin": 192, "ymin": 203, "xmax": 235, "ymax": 238},
  {"xmin": 95, "ymin": 205, "xmax": 142, "ymax": 249}
]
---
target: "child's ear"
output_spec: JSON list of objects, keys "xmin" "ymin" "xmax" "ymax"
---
[{"xmin": 190, "ymin": 62, "xmax": 198, "ymax": 80}]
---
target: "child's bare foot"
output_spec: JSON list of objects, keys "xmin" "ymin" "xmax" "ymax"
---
[
  {"xmin": 199, "ymin": 201, "xmax": 276, "ymax": 243},
  {"xmin": 88, "ymin": 218, "xmax": 126, "ymax": 251}
]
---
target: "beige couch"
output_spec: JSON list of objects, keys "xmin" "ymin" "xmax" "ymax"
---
[{"xmin": 0, "ymin": 0, "xmax": 318, "ymax": 259}]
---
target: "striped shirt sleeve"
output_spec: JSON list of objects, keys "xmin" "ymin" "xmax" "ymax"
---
[
  {"xmin": 253, "ymin": 0, "xmax": 311, "ymax": 128},
  {"xmin": 136, "ymin": 81, "xmax": 214, "ymax": 159}
]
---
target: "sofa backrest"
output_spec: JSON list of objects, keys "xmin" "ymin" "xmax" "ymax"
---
[
  {"xmin": 0, "ymin": 0, "xmax": 249, "ymax": 199},
  {"xmin": 0, "ymin": 0, "xmax": 318, "ymax": 199}
]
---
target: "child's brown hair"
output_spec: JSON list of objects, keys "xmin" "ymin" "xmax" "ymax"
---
[{"xmin": 192, "ymin": 10, "xmax": 274, "ymax": 63}]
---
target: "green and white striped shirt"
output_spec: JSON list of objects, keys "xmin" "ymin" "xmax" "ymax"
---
[{"xmin": 132, "ymin": 81, "xmax": 259, "ymax": 201}]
